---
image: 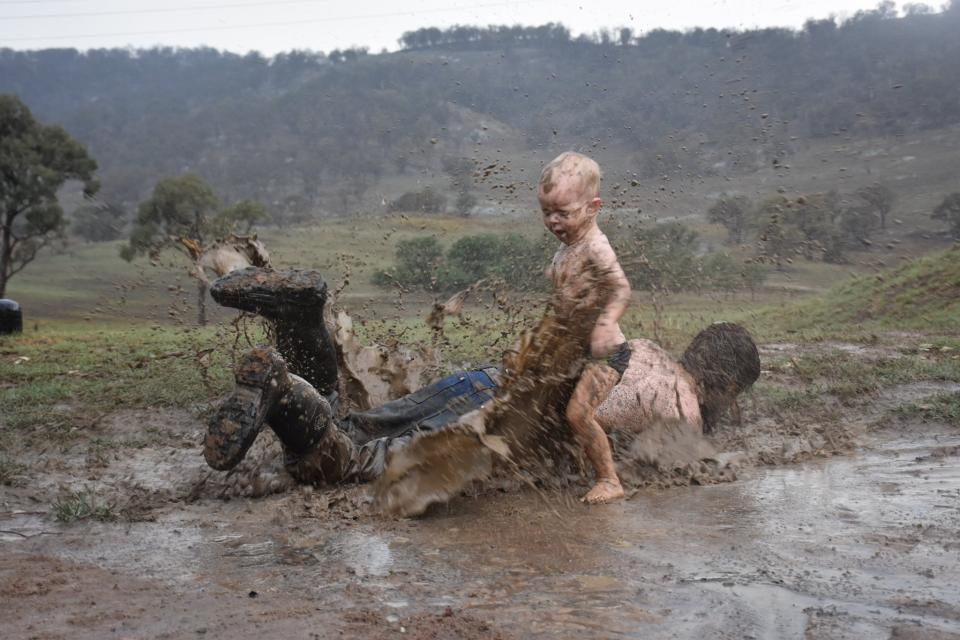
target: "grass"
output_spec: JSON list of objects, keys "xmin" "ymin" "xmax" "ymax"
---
[
  {"xmin": 746, "ymin": 244, "xmax": 960, "ymax": 337},
  {"xmin": 745, "ymin": 343, "xmax": 960, "ymax": 419},
  {"xmin": 5, "ymin": 214, "xmax": 534, "ymax": 323},
  {"xmin": 0, "ymin": 455, "xmax": 26, "ymax": 486},
  {"xmin": 0, "ymin": 226, "xmax": 956, "ymax": 460},
  {"xmin": 0, "ymin": 321, "xmax": 264, "ymax": 450},
  {"xmin": 767, "ymin": 349, "xmax": 960, "ymax": 398},
  {"xmin": 51, "ymin": 488, "xmax": 118, "ymax": 523},
  {"xmin": 894, "ymin": 392, "xmax": 960, "ymax": 426},
  {"xmin": 748, "ymin": 384, "xmax": 828, "ymax": 415}
]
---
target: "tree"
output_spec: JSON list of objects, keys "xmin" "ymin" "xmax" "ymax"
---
[
  {"xmin": 122, "ymin": 174, "xmax": 266, "ymax": 324},
  {"xmin": 72, "ymin": 201, "xmax": 126, "ymax": 242},
  {"xmin": 614, "ymin": 222, "xmax": 701, "ymax": 292},
  {"xmin": 790, "ymin": 192, "xmax": 845, "ymax": 262},
  {"xmin": 932, "ymin": 192, "xmax": 960, "ymax": 239},
  {"xmin": 856, "ymin": 184, "xmax": 895, "ymax": 230},
  {"xmin": 442, "ymin": 156, "xmax": 476, "ymax": 217},
  {"xmin": 754, "ymin": 197, "xmax": 802, "ymax": 268},
  {"xmin": 707, "ymin": 195, "xmax": 751, "ymax": 244},
  {"xmin": 442, "ymin": 234, "xmax": 501, "ymax": 289},
  {"xmin": 218, "ymin": 199, "xmax": 267, "ymax": 234},
  {"xmin": 0, "ymin": 95, "xmax": 98, "ymax": 297},
  {"xmin": 387, "ymin": 188, "xmax": 447, "ymax": 214}
]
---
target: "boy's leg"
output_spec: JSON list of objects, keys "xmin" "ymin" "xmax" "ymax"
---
[{"xmin": 566, "ymin": 363, "xmax": 624, "ymax": 504}]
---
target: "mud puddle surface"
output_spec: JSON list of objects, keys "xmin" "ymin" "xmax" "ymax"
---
[{"xmin": 2, "ymin": 427, "xmax": 959, "ymax": 639}]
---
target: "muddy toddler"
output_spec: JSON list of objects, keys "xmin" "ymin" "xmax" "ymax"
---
[{"xmin": 538, "ymin": 152, "xmax": 632, "ymax": 504}]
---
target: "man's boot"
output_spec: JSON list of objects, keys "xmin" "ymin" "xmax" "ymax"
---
[
  {"xmin": 210, "ymin": 267, "xmax": 339, "ymax": 396},
  {"xmin": 204, "ymin": 347, "xmax": 291, "ymax": 470}
]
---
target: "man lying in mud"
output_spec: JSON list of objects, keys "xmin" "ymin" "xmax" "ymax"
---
[
  {"xmin": 203, "ymin": 267, "xmax": 760, "ymax": 506},
  {"xmin": 204, "ymin": 268, "xmax": 502, "ymax": 485}
]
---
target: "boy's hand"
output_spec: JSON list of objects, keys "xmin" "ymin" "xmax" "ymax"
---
[{"xmin": 590, "ymin": 322, "xmax": 620, "ymax": 358}]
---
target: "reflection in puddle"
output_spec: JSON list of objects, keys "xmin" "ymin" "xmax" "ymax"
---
[{"xmin": 316, "ymin": 531, "xmax": 394, "ymax": 578}]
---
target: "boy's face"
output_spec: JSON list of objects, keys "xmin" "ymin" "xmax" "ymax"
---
[{"xmin": 538, "ymin": 176, "xmax": 601, "ymax": 245}]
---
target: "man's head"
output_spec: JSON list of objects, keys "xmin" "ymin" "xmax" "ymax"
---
[
  {"xmin": 680, "ymin": 322, "xmax": 761, "ymax": 433},
  {"xmin": 538, "ymin": 152, "xmax": 602, "ymax": 245}
]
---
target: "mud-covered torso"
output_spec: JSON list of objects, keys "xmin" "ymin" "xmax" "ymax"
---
[{"xmin": 548, "ymin": 226, "xmax": 626, "ymax": 347}]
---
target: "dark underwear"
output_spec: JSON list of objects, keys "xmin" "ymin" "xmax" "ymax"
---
[{"xmin": 604, "ymin": 342, "xmax": 632, "ymax": 379}]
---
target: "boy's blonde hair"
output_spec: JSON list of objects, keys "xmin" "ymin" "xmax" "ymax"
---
[{"xmin": 538, "ymin": 152, "xmax": 602, "ymax": 199}]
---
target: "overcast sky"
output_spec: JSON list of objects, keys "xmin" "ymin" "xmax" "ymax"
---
[{"xmin": 0, "ymin": 0, "xmax": 935, "ymax": 55}]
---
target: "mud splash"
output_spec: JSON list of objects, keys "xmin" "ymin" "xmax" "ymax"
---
[
  {"xmin": 372, "ymin": 281, "xmax": 731, "ymax": 516},
  {"xmin": 335, "ymin": 310, "xmax": 440, "ymax": 411}
]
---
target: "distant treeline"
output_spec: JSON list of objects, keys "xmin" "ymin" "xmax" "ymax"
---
[{"xmin": 1, "ymin": 1, "xmax": 958, "ymax": 217}]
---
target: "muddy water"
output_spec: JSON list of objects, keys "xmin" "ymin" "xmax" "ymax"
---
[{"xmin": 3, "ymin": 427, "xmax": 959, "ymax": 638}]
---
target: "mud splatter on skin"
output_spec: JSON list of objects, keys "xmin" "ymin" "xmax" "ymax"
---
[{"xmin": 372, "ymin": 280, "xmax": 599, "ymax": 515}]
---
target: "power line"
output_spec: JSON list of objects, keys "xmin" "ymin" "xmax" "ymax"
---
[
  {"xmin": 2, "ymin": 0, "xmax": 550, "ymax": 43},
  {"xmin": 0, "ymin": 1, "xmax": 91, "ymax": 5},
  {"xmin": 1, "ymin": 0, "xmax": 336, "ymax": 21}
]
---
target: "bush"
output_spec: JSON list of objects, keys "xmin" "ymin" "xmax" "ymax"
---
[
  {"xmin": 614, "ymin": 222, "xmax": 701, "ymax": 291},
  {"xmin": 487, "ymin": 233, "xmax": 553, "ymax": 291},
  {"xmin": 373, "ymin": 232, "xmax": 553, "ymax": 293},
  {"xmin": 387, "ymin": 188, "xmax": 447, "ymax": 214},
  {"xmin": 699, "ymin": 253, "xmax": 769, "ymax": 293},
  {"xmin": 374, "ymin": 226, "xmax": 767, "ymax": 295},
  {"xmin": 615, "ymin": 222, "xmax": 768, "ymax": 293},
  {"xmin": 372, "ymin": 236, "xmax": 444, "ymax": 290}
]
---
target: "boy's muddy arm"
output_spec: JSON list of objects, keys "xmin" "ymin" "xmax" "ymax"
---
[{"xmin": 591, "ymin": 244, "xmax": 632, "ymax": 354}]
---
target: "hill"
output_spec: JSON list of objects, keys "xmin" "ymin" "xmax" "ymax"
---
[
  {"xmin": 756, "ymin": 243, "xmax": 960, "ymax": 335},
  {"xmin": 1, "ymin": 3, "xmax": 959, "ymax": 220}
]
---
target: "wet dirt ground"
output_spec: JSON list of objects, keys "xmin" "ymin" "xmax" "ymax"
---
[
  {"xmin": 2, "ymin": 422, "xmax": 959, "ymax": 639},
  {"xmin": 3, "ymin": 338, "xmax": 960, "ymax": 639}
]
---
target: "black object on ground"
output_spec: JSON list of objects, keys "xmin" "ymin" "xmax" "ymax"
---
[{"xmin": 0, "ymin": 299, "xmax": 22, "ymax": 335}]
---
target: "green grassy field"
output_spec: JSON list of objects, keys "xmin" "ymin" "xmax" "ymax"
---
[
  {"xmin": 6, "ymin": 214, "xmax": 547, "ymax": 323},
  {"xmin": 2, "ymin": 242, "xmax": 957, "ymax": 469}
]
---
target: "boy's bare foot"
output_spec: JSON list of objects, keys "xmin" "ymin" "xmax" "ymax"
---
[{"xmin": 581, "ymin": 478, "xmax": 624, "ymax": 504}]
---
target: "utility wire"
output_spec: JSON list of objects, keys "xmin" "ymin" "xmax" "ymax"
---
[
  {"xmin": 0, "ymin": 1, "xmax": 91, "ymax": 5},
  {"xmin": 2, "ymin": 0, "xmax": 336, "ymax": 20},
  {"xmin": 3, "ymin": 0, "xmax": 550, "ymax": 43}
]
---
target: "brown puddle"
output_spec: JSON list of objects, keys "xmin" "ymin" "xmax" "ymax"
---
[{"xmin": 2, "ymin": 426, "xmax": 958, "ymax": 638}]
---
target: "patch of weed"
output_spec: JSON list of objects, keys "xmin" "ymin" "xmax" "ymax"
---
[
  {"xmin": 894, "ymin": 392, "xmax": 960, "ymax": 426},
  {"xmin": 51, "ymin": 489, "xmax": 118, "ymax": 523},
  {"xmin": 750, "ymin": 383, "xmax": 824, "ymax": 414},
  {"xmin": 770, "ymin": 350, "xmax": 960, "ymax": 402},
  {"xmin": 0, "ymin": 455, "xmax": 26, "ymax": 486}
]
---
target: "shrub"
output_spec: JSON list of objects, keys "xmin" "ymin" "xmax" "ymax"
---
[
  {"xmin": 373, "ymin": 232, "xmax": 553, "ymax": 293},
  {"xmin": 387, "ymin": 188, "xmax": 447, "ymax": 214},
  {"xmin": 372, "ymin": 236, "xmax": 444, "ymax": 290}
]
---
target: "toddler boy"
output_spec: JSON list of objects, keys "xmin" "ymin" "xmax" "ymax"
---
[{"xmin": 538, "ymin": 152, "xmax": 632, "ymax": 504}]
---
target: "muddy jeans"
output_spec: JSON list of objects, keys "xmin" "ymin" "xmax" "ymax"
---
[{"xmin": 277, "ymin": 367, "xmax": 500, "ymax": 485}]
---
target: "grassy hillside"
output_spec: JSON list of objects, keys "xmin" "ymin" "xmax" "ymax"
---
[
  {"xmin": 3, "ymin": 8, "xmax": 960, "ymax": 212},
  {"xmin": 749, "ymin": 243, "xmax": 960, "ymax": 337}
]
